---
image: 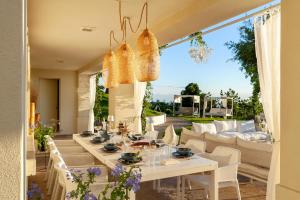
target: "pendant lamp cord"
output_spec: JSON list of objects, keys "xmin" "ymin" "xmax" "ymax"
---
[
  {"xmin": 110, "ymin": 0, "xmax": 148, "ymax": 47},
  {"xmin": 125, "ymin": 2, "xmax": 148, "ymax": 33}
]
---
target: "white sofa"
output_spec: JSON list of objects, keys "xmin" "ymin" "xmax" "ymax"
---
[{"xmin": 180, "ymin": 120, "xmax": 272, "ymax": 183}]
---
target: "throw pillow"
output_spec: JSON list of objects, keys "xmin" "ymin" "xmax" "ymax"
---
[{"xmin": 192, "ymin": 122, "xmax": 217, "ymax": 134}]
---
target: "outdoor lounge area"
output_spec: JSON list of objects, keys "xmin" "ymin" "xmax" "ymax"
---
[{"xmin": 2, "ymin": 0, "xmax": 300, "ymax": 200}]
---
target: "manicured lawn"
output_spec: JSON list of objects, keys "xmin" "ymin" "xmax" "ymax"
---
[
  {"xmin": 180, "ymin": 116, "xmax": 224, "ymax": 123},
  {"xmin": 145, "ymin": 108, "xmax": 162, "ymax": 117}
]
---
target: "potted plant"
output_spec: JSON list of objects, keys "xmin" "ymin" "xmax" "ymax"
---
[{"xmin": 34, "ymin": 124, "xmax": 54, "ymax": 152}]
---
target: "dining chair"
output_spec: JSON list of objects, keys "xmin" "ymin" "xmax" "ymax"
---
[
  {"xmin": 185, "ymin": 139, "xmax": 206, "ymax": 154},
  {"xmin": 53, "ymin": 164, "xmax": 109, "ymax": 200},
  {"xmin": 53, "ymin": 139, "xmax": 78, "ymax": 146},
  {"xmin": 181, "ymin": 146, "xmax": 241, "ymax": 200},
  {"xmin": 46, "ymin": 147, "xmax": 93, "ymax": 190},
  {"xmin": 48, "ymin": 153, "xmax": 96, "ymax": 197},
  {"xmin": 45, "ymin": 144, "xmax": 88, "ymax": 183}
]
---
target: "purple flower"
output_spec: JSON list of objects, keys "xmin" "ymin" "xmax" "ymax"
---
[
  {"xmin": 111, "ymin": 164, "xmax": 124, "ymax": 177},
  {"xmin": 125, "ymin": 170, "xmax": 142, "ymax": 193},
  {"xmin": 27, "ymin": 183, "xmax": 43, "ymax": 199},
  {"xmin": 83, "ymin": 193, "xmax": 97, "ymax": 200},
  {"xmin": 87, "ymin": 167, "xmax": 101, "ymax": 176},
  {"xmin": 66, "ymin": 192, "xmax": 71, "ymax": 200}
]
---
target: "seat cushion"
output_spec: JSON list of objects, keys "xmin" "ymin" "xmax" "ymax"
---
[
  {"xmin": 204, "ymin": 133, "xmax": 236, "ymax": 153},
  {"xmin": 214, "ymin": 120, "xmax": 237, "ymax": 132},
  {"xmin": 237, "ymin": 138, "xmax": 272, "ymax": 168},
  {"xmin": 192, "ymin": 122, "xmax": 217, "ymax": 134},
  {"xmin": 237, "ymin": 120, "xmax": 256, "ymax": 133},
  {"xmin": 180, "ymin": 127, "xmax": 203, "ymax": 144},
  {"xmin": 239, "ymin": 163, "xmax": 269, "ymax": 181}
]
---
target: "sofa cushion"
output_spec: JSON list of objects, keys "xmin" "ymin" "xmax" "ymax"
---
[
  {"xmin": 214, "ymin": 120, "xmax": 237, "ymax": 132},
  {"xmin": 237, "ymin": 137, "xmax": 272, "ymax": 168},
  {"xmin": 180, "ymin": 127, "xmax": 204, "ymax": 144},
  {"xmin": 237, "ymin": 120, "xmax": 256, "ymax": 133},
  {"xmin": 204, "ymin": 133, "xmax": 236, "ymax": 153},
  {"xmin": 192, "ymin": 122, "xmax": 217, "ymax": 134},
  {"xmin": 239, "ymin": 163, "xmax": 269, "ymax": 181},
  {"xmin": 201, "ymin": 153, "xmax": 231, "ymax": 167}
]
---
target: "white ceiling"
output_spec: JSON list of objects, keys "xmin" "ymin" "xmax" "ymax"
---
[{"xmin": 28, "ymin": 0, "xmax": 271, "ymax": 72}]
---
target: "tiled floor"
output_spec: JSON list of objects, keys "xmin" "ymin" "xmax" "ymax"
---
[{"xmin": 29, "ymin": 168, "xmax": 266, "ymax": 200}]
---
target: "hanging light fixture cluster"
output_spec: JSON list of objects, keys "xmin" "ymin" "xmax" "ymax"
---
[
  {"xmin": 188, "ymin": 31, "xmax": 212, "ymax": 64},
  {"xmin": 102, "ymin": 1, "xmax": 160, "ymax": 88}
]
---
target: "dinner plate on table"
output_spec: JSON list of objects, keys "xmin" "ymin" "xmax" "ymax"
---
[
  {"xmin": 118, "ymin": 157, "xmax": 142, "ymax": 165},
  {"xmin": 101, "ymin": 147, "xmax": 120, "ymax": 153},
  {"xmin": 172, "ymin": 152, "xmax": 194, "ymax": 158},
  {"xmin": 80, "ymin": 131, "xmax": 93, "ymax": 137},
  {"xmin": 118, "ymin": 152, "xmax": 142, "ymax": 165},
  {"xmin": 101, "ymin": 144, "xmax": 120, "ymax": 153},
  {"xmin": 128, "ymin": 134, "xmax": 144, "ymax": 141}
]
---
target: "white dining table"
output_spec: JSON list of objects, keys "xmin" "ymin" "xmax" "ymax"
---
[{"xmin": 73, "ymin": 134, "xmax": 219, "ymax": 200}]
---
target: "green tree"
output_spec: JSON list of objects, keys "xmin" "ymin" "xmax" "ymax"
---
[
  {"xmin": 94, "ymin": 73, "xmax": 109, "ymax": 121},
  {"xmin": 181, "ymin": 83, "xmax": 201, "ymax": 95},
  {"xmin": 225, "ymin": 21, "xmax": 263, "ymax": 115},
  {"xmin": 141, "ymin": 82, "xmax": 153, "ymax": 132}
]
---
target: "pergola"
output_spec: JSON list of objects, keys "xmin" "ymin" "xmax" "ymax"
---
[
  {"xmin": 203, "ymin": 96, "xmax": 233, "ymax": 119},
  {"xmin": 173, "ymin": 95, "xmax": 201, "ymax": 117}
]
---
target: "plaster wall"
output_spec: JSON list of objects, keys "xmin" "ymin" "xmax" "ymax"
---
[
  {"xmin": 0, "ymin": 0, "xmax": 25, "ymax": 199},
  {"xmin": 277, "ymin": 0, "xmax": 300, "ymax": 199},
  {"xmin": 31, "ymin": 69, "xmax": 77, "ymax": 135}
]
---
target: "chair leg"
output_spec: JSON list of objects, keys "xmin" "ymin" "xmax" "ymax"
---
[
  {"xmin": 152, "ymin": 180, "xmax": 156, "ymax": 190},
  {"xmin": 187, "ymin": 179, "xmax": 192, "ymax": 190},
  {"xmin": 45, "ymin": 159, "xmax": 52, "ymax": 181},
  {"xmin": 203, "ymin": 186, "xmax": 209, "ymax": 200},
  {"xmin": 51, "ymin": 182, "xmax": 59, "ymax": 200},
  {"xmin": 157, "ymin": 180, "xmax": 161, "ymax": 192},
  {"xmin": 235, "ymin": 180, "xmax": 241, "ymax": 200},
  {"xmin": 60, "ymin": 187, "xmax": 66, "ymax": 200}
]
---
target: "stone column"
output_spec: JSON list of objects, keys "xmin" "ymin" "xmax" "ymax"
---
[
  {"xmin": 0, "ymin": 0, "xmax": 26, "ymax": 199},
  {"xmin": 109, "ymin": 82, "xmax": 146, "ymax": 133},
  {"xmin": 277, "ymin": 0, "xmax": 300, "ymax": 199},
  {"xmin": 77, "ymin": 73, "xmax": 93, "ymax": 133}
]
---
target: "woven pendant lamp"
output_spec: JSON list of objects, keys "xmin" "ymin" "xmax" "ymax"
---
[
  {"xmin": 102, "ymin": 50, "xmax": 119, "ymax": 88},
  {"xmin": 136, "ymin": 29, "xmax": 160, "ymax": 82},
  {"xmin": 116, "ymin": 43, "xmax": 136, "ymax": 84}
]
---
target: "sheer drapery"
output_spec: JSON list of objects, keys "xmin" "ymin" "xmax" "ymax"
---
[
  {"xmin": 254, "ymin": 7, "xmax": 280, "ymax": 200},
  {"xmin": 88, "ymin": 75, "xmax": 97, "ymax": 131}
]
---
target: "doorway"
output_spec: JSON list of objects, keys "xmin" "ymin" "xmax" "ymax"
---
[{"xmin": 38, "ymin": 78, "xmax": 60, "ymax": 131}]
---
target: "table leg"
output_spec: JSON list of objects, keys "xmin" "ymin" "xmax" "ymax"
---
[
  {"xmin": 209, "ymin": 170, "xmax": 218, "ymax": 200},
  {"xmin": 181, "ymin": 176, "xmax": 185, "ymax": 200},
  {"xmin": 129, "ymin": 190, "xmax": 136, "ymax": 200},
  {"xmin": 177, "ymin": 176, "xmax": 181, "ymax": 200}
]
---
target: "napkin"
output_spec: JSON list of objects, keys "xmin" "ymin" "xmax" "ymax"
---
[{"xmin": 161, "ymin": 159, "xmax": 180, "ymax": 166}]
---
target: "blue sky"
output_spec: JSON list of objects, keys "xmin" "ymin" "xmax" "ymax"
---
[
  {"xmin": 152, "ymin": 21, "xmax": 251, "ymax": 102},
  {"xmin": 152, "ymin": 0, "xmax": 280, "ymax": 102}
]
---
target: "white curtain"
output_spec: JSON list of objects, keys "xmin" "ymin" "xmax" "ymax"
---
[
  {"xmin": 254, "ymin": 7, "xmax": 281, "ymax": 200},
  {"xmin": 88, "ymin": 75, "xmax": 97, "ymax": 131}
]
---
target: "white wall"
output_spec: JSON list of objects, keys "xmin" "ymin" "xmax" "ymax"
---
[
  {"xmin": 277, "ymin": 1, "xmax": 300, "ymax": 199},
  {"xmin": 31, "ymin": 69, "xmax": 77, "ymax": 135},
  {"xmin": 0, "ymin": 0, "xmax": 25, "ymax": 198}
]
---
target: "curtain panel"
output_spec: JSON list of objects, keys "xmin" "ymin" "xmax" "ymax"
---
[
  {"xmin": 254, "ymin": 6, "xmax": 281, "ymax": 200},
  {"xmin": 88, "ymin": 75, "xmax": 97, "ymax": 131}
]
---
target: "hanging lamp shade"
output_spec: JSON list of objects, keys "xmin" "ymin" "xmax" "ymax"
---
[
  {"xmin": 102, "ymin": 50, "xmax": 119, "ymax": 88},
  {"xmin": 116, "ymin": 43, "xmax": 136, "ymax": 84},
  {"xmin": 136, "ymin": 29, "xmax": 160, "ymax": 82}
]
